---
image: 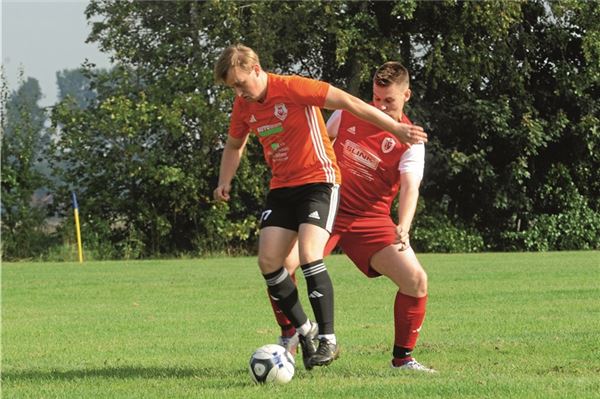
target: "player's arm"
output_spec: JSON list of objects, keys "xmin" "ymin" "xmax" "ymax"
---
[
  {"xmin": 213, "ymin": 135, "xmax": 249, "ymax": 202},
  {"xmin": 396, "ymin": 172, "xmax": 422, "ymax": 249},
  {"xmin": 323, "ymin": 86, "xmax": 427, "ymax": 145},
  {"xmin": 395, "ymin": 143, "xmax": 425, "ymax": 249},
  {"xmin": 325, "ymin": 110, "xmax": 342, "ymax": 141}
]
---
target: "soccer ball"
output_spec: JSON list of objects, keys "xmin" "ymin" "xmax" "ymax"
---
[{"xmin": 249, "ymin": 344, "xmax": 295, "ymax": 384}]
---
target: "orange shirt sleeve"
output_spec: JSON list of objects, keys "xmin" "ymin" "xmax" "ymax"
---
[
  {"xmin": 228, "ymin": 97, "xmax": 250, "ymax": 139},
  {"xmin": 285, "ymin": 75, "xmax": 330, "ymax": 108}
]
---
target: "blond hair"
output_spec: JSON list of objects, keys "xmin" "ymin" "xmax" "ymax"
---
[
  {"xmin": 214, "ymin": 44, "xmax": 260, "ymax": 83},
  {"xmin": 373, "ymin": 62, "xmax": 409, "ymax": 87}
]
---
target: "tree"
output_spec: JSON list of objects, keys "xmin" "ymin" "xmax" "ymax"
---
[
  {"xmin": 47, "ymin": 0, "xmax": 599, "ymax": 258},
  {"xmin": 1, "ymin": 70, "xmax": 52, "ymax": 259},
  {"xmin": 404, "ymin": 1, "xmax": 600, "ymax": 250},
  {"xmin": 56, "ymin": 67, "xmax": 97, "ymax": 109}
]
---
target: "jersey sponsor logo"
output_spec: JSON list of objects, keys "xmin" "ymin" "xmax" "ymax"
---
[
  {"xmin": 258, "ymin": 123, "xmax": 284, "ymax": 137},
  {"xmin": 308, "ymin": 210, "xmax": 321, "ymax": 220},
  {"xmin": 260, "ymin": 209, "xmax": 273, "ymax": 222},
  {"xmin": 343, "ymin": 139, "xmax": 381, "ymax": 170},
  {"xmin": 381, "ymin": 137, "xmax": 396, "ymax": 153},
  {"xmin": 308, "ymin": 290, "xmax": 324, "ymax": 298},
  {"xmin": 249, "ymin": 114, "xmax": 257, "ymax": 123},
  {"xmin": 274, "ymin": 103, "xmax": 288, "ymax": 121},
  {"xmin": 346, "ymin": 126, "xmax": 356, "ymax": 134}
]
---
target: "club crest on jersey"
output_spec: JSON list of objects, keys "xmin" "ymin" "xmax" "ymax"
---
[
  {"xmin": 381, "ymin": 137, "xmax": 396, "ymax": 154},
  {"xmin": 274, "ymin": 103, "xmax": 288, "ymax": 121}
]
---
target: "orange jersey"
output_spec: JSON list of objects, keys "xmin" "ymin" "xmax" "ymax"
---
[{"xmin": 229, "ymin": 73, "xmax": 341, "ymax": 189}]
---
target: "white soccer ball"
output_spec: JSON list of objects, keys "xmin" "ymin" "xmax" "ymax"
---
[{"xmin": 249, "ymin": 344, "xmax": 295, "ymax": 384}]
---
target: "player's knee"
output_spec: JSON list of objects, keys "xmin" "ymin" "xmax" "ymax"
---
[
  {"xmin": 297, "ymin": 244, "xmax": 326, "ymax": 265},
  {"xmin": 415, "ymin": 268, "xmax": 428, "ymax": 297},
  {"xmin": 258, "ymin": 254, "xmax": 281, "ymax": 273}
]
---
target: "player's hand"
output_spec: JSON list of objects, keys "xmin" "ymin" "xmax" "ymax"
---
[
  {"xmin": 395, "ymin": 225, "xmax": 411, "ymax": 251},
  {"xmin": 213, "ymin": 183, "xmax": 231, "ymax": 202},
  {"xmin": 396, "ymin": 123, "xmax": 427, "ymax": 145}
]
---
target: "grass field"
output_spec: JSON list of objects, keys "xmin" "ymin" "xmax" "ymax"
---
[{"xmin": 2, "ymin": 251, "xmax": 599, "ymax": 398}]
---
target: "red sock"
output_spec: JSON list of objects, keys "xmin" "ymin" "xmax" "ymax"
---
[
  {"xmin": 393, "ymin": 292, "xmax": 427, "ymax": 353},
  {"xmin": 268, "ymin": 272, "xmax": 297, "ymax": 337}
]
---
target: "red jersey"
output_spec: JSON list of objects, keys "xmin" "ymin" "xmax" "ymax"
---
[
  {"xmin": 329, "ymin": 109, "xmax": 419, "ymax": 217},
  {"xmin": 229, "ymin": 73, "xmax": 341, "ymax": 189}
]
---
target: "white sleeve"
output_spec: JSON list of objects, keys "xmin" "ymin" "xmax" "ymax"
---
[
  {"xmin": 398, "ymin": 143, "xmax": 425, "ymax": 179},
  {"xmin": 326, "ymin": 110, "xmax": 343, "ymax": 140}
]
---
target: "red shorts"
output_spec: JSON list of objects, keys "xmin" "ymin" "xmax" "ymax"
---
[{"xmin": 324, "ymin": 213, "xmax": 397, "ymax": 278}]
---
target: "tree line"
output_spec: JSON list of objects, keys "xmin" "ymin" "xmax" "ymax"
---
[{"xmin": 2, "ymin": 0, "xmax": 599, "ymax": 260}]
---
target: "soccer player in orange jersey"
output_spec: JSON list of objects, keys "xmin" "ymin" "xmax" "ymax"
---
[{"xmin": 212, "ymin": 44, "xmax": 427, "ymax": 370}]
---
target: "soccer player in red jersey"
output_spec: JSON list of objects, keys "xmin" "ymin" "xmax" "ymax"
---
[
  {"xmin": 274, "ymin": 61, "xmax": 435, "ymax": 372},
  {"xmin": 212, "ymin": 44, "xmax": 427, "ymax": 370}
]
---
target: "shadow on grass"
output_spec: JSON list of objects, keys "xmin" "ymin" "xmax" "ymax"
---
[{"xmin": 2, "ymin": 365, "xmax": 248, "ymax": 385}]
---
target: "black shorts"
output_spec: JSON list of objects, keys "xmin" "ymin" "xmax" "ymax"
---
[{"xmin": 259, "ymin": 183, "xmax": 340, "ymax": 233}]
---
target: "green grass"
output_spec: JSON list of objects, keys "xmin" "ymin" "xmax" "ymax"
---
[{"xmin": 2, "ymin": 252, "xmax": 599, "ymax": 398}]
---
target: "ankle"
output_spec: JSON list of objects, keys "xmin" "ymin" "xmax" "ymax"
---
[
  {"xmin": 317, "ymin": 334, "xmax": 336, "ymax": 345},
  {"xmin": 392, "ymin": 356, "xmax": 414, "ymax": 367},
  {"xmin": 281, "ymin": 325, "xmax": 296, "ymax": 338},
  {"xmin": 296, "ymin": 320, "xmax": 312, "ymax": 336}
]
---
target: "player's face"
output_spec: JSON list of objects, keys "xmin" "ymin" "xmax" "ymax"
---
[
  {"xmin": 372, "ymin": 82, "xmax": 411, "ymax": 121},
  {"xmin": 225, "ymin": 65, "xmax": 266, "ymax": 102}
]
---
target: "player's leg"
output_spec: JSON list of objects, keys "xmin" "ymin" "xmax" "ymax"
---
[
  {"xmin": 273, "ymin": 230, "xmax": 339, "ymax": 358},
  {"xmin": 258, "ymin": 226, "xmax": 303, "ymax": 321},
  {"xmin": 297, "ymin": 223, "xmax": 339, "ymax": 367},
  {"xmin": 295, "ymin": 183, "xmax": 341, "ymax": 368},
  {"xmin": 269, "ymin": 240, "xmax": 300, "ymax": 354},
  {"xmin": 259, "ymin": 188, "xmax": 318, "ymax": 369},
  {"xmin": 258, "ymin": 226, "xmax": 316, "ymax": 334},
  {"xmin": 370, "ymin": 245, "xmax": 435, "ymax": 372}
]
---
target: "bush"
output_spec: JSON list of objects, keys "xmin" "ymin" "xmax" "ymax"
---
[
  {"xmin": 502, "ymin": 198, "xmax": 600, "ymax": 251},
  {"xmin": 411, "ymin": 213, "xmax": 485, "ymax": 253}
]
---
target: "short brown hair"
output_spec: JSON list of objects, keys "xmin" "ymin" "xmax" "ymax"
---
[
  {"xmin": 214, "ymin": 44, "xmax": 260, "ymax": 83},
  {"xmin": 373, "ymin": 62, "xmax": 409, "ymax": 87}
]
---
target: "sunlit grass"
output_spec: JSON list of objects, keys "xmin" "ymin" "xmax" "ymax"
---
[{"xmin": 2, "ymin": 252, "xmax": 599, "ymax": 398}]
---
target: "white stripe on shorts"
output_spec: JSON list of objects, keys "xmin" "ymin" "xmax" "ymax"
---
[{"xmin": 325, "ymin": 183, "xmax": 340, "ymax": 232}]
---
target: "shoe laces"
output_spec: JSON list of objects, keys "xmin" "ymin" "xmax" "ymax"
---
[{"xmin": 315, "ymin": 338, "xmax": 335, "ymax": 356}]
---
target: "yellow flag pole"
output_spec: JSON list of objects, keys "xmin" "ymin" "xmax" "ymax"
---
[{"xmin": 72, "ymin": 192, "xmax": 84, "ymax": 263}]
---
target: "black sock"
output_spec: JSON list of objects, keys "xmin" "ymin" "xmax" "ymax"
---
[
  {"xmin": 393, "ymin": 346, "xmax": 413, "ymax": 359},
  {"xmin": 301, "ymin": 259, "xmax": 334, "ymax": 334},
  {"xmin": 263, "ymin": 267, "xmax": 307, "ymax": 328}
]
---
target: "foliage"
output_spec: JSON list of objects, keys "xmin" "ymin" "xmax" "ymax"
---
[
  {"xmin": 38, "ymin": 0, "xmax": 600, "ymax": 258},
  {"xmin": 411, "ymin": 205, "xmax": 485, "ymax": 254},
  {"xmin": 501, "ymin": 164, "xmax": 600, "ymax": 251},
  {"xmin": 1, "ymin": 71, "xmax": 54, "ymax": 259},
  {"xmin": 410, "ymin": 1, "xmax": 600, "ymax": 250},
  {"xmin": 56, "ymin": 67, "xmax": 97, "ymax": 109}
]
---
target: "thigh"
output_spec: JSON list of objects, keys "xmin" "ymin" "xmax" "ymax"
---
[
  {"xmin": 370, "ymin": 245, "xmax": 427, "ymax": 296},
  {"xmin": 258, "ymin": 226, "xmax": 298, "ymax": 274},
  {"xmin": 338, "ymin": 215, "xmax": 398, "ymax": 278},
  {"xmin": 259, "ymin": 188, "xmax": 300, "ymax": 231},
  {"xmin": 295, "ymin": 183, "xmax": 340, "ymax": 233},
  {"xmin": 282, "ymin": 238, "xmax": 300, "ymax": 275},
  {"xmin": 324, "ymin": 231, "xmax": 341, "ymax": 258},
  {"xmin": 297, "ymin": 223, "xmax": 331, "ymax": 264}
]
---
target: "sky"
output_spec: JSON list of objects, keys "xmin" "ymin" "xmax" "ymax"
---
[{"xmin": 2, "ymin": 0, "xmax": 113, "ymax": 106}]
